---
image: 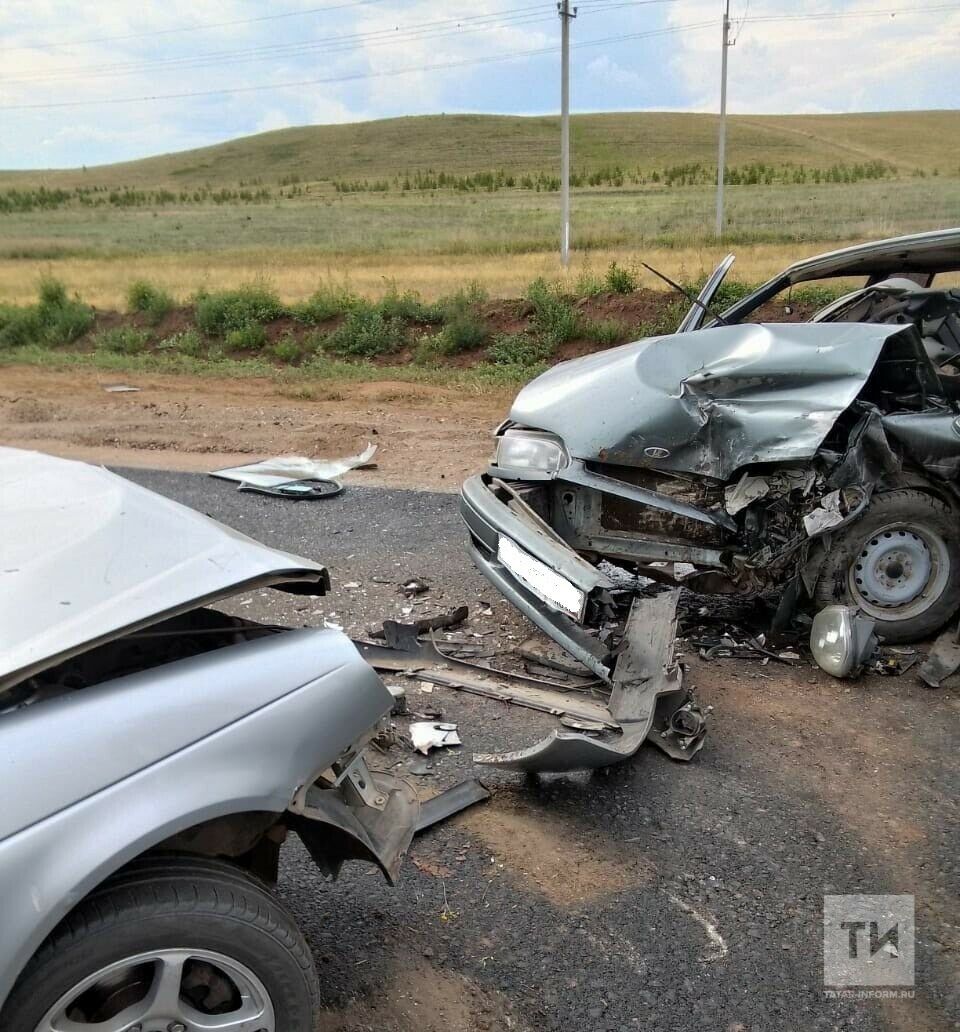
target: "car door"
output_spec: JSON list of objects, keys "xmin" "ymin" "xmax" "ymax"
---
[{"xmin": 676, "ymin": 253, "xmax": 736, "ymax": 333}]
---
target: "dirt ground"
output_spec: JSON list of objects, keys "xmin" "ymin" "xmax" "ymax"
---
[{"xmin": 0, "ymin": 365, "xmax": 507, "ymax": 491}]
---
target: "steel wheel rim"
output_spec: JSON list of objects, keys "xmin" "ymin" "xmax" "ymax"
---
[
  {"xmin": 34, "ymin": 947, "xmax": 276, "ymax": 1032},
  {"xmin": 848, "ymin": 521, "xmax": 950, "ymax": 621}
]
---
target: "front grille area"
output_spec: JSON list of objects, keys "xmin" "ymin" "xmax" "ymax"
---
[{"xmin": 591, "ymin": 463, "xmax": 728, "ymax": 545}]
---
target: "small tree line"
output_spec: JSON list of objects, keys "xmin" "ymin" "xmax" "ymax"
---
[{"xmin": 3, "ymin": 158, "xmax": 952, "ymax": 214}]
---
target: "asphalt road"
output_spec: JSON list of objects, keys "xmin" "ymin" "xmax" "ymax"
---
[{"xmin": 126, "ymin": 470, "xmax": 959, "ymax": 1032}]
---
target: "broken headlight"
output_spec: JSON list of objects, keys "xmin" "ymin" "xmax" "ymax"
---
[
  {"xmin": 809, "ymin": 604, "xmax": 877, "ymax": 678},
  {"xmin": 494, "ymin": 430, "xmax": 569, "ymax": 475}
]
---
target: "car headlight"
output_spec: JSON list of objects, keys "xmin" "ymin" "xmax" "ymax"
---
[
  {"xmin": 810, "ymin": 604, "xmax": 877, "ymax": 678},
  {"xmin": 494, "ymin": 430, "xmax": 569, "ymax": 474}
]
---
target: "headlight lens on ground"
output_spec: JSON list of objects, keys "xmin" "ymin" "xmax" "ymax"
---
[
  {"xmin": 810, "ymin": 604, "xmax": 877, "ymax": 678},
  {"xmin": 495, "ymin": 430, "xmax": 568, "ymax": 474}
]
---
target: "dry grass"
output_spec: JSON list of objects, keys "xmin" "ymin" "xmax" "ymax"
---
[{"xmin": 0, "ymin": 241, "xmax": 893, "ymax": 308}]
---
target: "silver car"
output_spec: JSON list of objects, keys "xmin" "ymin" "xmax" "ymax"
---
[
  {"xmin": 0, "ymin": 448, "xmax": 419, "ymax": 1032},
  {"xmin": 461, "ymin": 229, "xmax": 960, "ymax": 759}
]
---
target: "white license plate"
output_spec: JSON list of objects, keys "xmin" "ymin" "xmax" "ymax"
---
[{"xmin": 497, "ymin": 536, "xmax": 586, "ymax": 620}]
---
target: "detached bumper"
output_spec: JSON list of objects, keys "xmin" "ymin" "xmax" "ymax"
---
[
  {"xmin": 458, "ymin": 475, "xmax": 708, "ymax": 771},
  {"xmin": 459, "ymin": 474, "xmax": 614, "ymax": 681}
]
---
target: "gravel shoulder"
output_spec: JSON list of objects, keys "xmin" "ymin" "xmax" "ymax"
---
[{"xmin": 0, "ymin": 365, "xmax": 508, "ymax": 492}]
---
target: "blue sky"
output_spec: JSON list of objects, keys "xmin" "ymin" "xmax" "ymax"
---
[{"xmin": 0, "ymin": 1, "xmax": 957, "ymax": 169}]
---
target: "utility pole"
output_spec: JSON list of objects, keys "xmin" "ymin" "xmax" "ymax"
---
[
  {"xmin": 715, "ymin": 0, "xmax": 731, "ymax": 238},
  {"xmin": 559, "ymin": 1, "xmax": 576, "ymax": 267}
]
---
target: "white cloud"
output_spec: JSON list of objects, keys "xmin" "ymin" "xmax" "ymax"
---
[
  {"xmin": 586, "ymin": 55, "xmax": 644, "ymax": 92},
  {"xmin": 0, "ymin": 0, "xmax": 559, "ymax": 166},
  {"xmin": 348, "ymin": 0, "xmax": 553, "ymax": 114},
  {"xmin": 666, "ymin": 1, "xmax": 960, "ymax": 114}
]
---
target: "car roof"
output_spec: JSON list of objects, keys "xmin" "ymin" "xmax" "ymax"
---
[
  {"xmin": 713, "ymin": 228, "xmax": 960, "ymax": 327},
  {"xmin": 779, "ymin": 227, "xmax": 960, "ymax": 283}
]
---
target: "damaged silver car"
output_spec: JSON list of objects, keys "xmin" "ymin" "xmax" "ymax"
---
[
  {"xmin": 0, "ymin": 448, "xmax": 419, "ymax": 1032},
  {"xmin": 461, "ymin": 229, "xmax": 960, "ymax": 762}
]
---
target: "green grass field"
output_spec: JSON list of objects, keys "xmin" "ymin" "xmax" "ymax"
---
[
  {"xmin": 6, "ymin": 179, "xmax": 958, "ymax": 260},
  {"xmin": 5, "ymin": 111, "xmax": 960, "ymax": 188},
  {"xmin": 1, "ymin": 110, "xmax": 958, "ymax": 307}
]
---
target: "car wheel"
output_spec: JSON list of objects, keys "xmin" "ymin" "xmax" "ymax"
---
[
  {"xmin": 813, "ymin": 488, "xmax": 960, "ymax": 644},
  {"xmin": 1, "ymin": 855, "xmax": 320, "ymax": 1032}
]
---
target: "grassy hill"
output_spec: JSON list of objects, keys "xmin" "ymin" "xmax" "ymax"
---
[{"xmin": 3, "ymin": 110, "xmax": 959, "ymax": 189}]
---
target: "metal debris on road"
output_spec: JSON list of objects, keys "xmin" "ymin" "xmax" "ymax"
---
[
  {"xmin": 919, "ymin": 618, "xmax": 960, "ymax": 687},
  {"xmin": 409, "ymin": 721, "xmax": 461, "ymax": 754},
  {"xmin": 387, "ymin": 683, "xmax": 407, "ymax": 715},
  {"xmin": 873, "ymin": 647, "xmax": 920, "ymax": 677},
  {"xmin": 210, "ymin": 442, "xmax": 378, "ymax": 493},
  {"xmin": 360, "ymin": 591, "xmax": 707, "ymax": 772},
  {"xmin": 370, "ymin": 606, "xmax": 469, "ymax": 643},
  {"xmin": 477, "ymin": 591, "xmax": 707, "ymax": 772},
  {"xmin": 237, "ymin": 478, "xmax": 343, "ymax": 500},
  {"xmin": 693, "ymin": 630, "xmax": 798, "ymax": 665},
  {"xmin": 513, "ymin": 639, "xmax": 596, "ymax": 679},
  {"xmin": 415, "ymin": 779, "xmax": 491, "ymax": 833},
  {"xmin": 357, "ymin": 627, "xmax": 618, "ymax": 729}
]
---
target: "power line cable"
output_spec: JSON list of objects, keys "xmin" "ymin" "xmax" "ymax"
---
[
  {"xmin": 575, "ymin": 0, "xmax": 682, "ymax": 6},
  {"xmin": 0, "ymin": 21, "xmax": 717, "ymax": 111},
  {"xmin": 0, "ymin": 6, "xmax": 556, "ymax": 85},
  {"xmin": 0, "ymin": 0, "xmax": 390, "ymax": 54},
  {"xmin": 2, "ymin": 0, "xmax": 676, "ymax": 70},
  {"xmin": 730, "ymin": 0, "xmax": 750, "ymax": 45},
  {"xmin": 7, "ymin": 2, "xmax": 949, "ymax": 111},
  {"xmin": 741, "ymin": 2, "xmax": 960, "ymax": 24}
]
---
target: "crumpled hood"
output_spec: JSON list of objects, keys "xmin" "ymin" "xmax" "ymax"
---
[
  {"xmin": 0, "ymin": 448, "xmax": 329, "ymax": 693},
  {"xmin": 508, "ymin": 322, "xmax": 907, "ymax": 480}
]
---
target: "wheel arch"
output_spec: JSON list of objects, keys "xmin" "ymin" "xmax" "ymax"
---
[
  {"xmin": 0, "ymin": 853, "xmax": 320, "ymax": 1032},
  {"xmin": 879, "ymin": 471, "xmax": 960, "ymax": 509},
  {"xmin": 0, "ymin": 627, "xmax": 394, "ymax": 1012},
  {"xmin": 802, "ymin": 478, "xmax": 959, "ymax": 593},
  {"xmin": 808, "ymin": 484, "xmax": 960, "ymax": 642},
  {"xmin": 0, "ymin": 794, "xmax": 293, "ymax": 1013}
]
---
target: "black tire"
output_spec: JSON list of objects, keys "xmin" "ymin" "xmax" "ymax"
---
[
  {"xmin": 0, "ymin": 855, "xmax": 320, "ymax": 1032},
  {"xmin": 813, "ymin": 488, "xmax": 960, "ymax": 643}
]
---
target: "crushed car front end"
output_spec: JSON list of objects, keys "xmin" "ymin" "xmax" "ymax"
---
[
  {"xmin": 463, "ymin": 230, "xmax": 960, "ymax": 728},
  {"xmin": 460, "ymin": 413, "xmax": 718, "ymax": 770},
  {"xmin": 462, "ymin": 321, "xmax": 910, "ymax": 657}
]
